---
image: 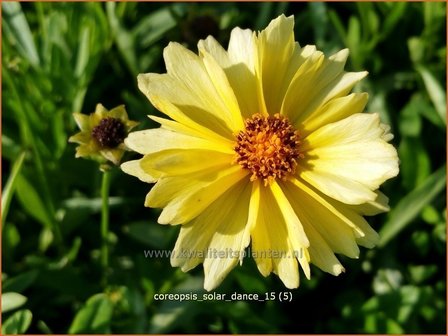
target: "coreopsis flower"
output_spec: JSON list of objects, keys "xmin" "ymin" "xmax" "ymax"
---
[
  {"xmin": 122, "ymin": 15, "xmax": 399, "ymax": 290},
  {"xmin": 69, "ymin": 104, "xmax": 138, "ymax": 167}
]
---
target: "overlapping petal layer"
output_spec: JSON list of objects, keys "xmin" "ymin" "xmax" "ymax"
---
[{"xmin": 122, "ymin": 14, "xmax": 399, "ymax": 290}]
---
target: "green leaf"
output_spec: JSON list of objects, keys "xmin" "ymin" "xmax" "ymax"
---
[
  {"xmin": 106, "ymin": 2, "xmax": 138, "ymax": 75},
  {"xmin": 309, "ymin": 2, "xmax": 328, "ymax": 45},
  {"xmin": 328, "ymin": 10, "xmax": 347, "ymax": 45},
  {"xmin": 398, "ymin": 96, "xmax": 422, "ymax": 137},
  {"xmin": 381, "ymin": 2, "xmax": 407, "ymax": 38},
  {"xmin": 416, "ymin": 65, "xmax": 446, "ymax": 125},
  {"xmin": 379, "ymin": 165, "xmax": 446, "ymax": 246},
  {"xmin": 1, "ymin": 151, "xmax": 26, "ymax": 227},
  {"xmin": 347, "ymin": 16, "xmax": 361, "ymax": 49},
  {"xmin": 134, "ymin": 7, "xmax": 177, "ymax": 49},
  {"xmin": 409, "ymin": 265, "xmax": 438, "ymax": 284},
  {"xmin": 373, "ymin": 269, "xmax": 403, "ymax": 295},
  {"xmin": 2, "ymin": 2, "xmax": 40, "ymax": 66},
  {"xmin": 149, "ymin": 277, "xmax": 204, "ymax": 333},
  {"xmin": 3, "ymin": 270, "xmax": 38, "ymax": 293},
  {"xmin": 3, "ymin": 224, "xmax": 20, "ymax": 256},
  {"xmin": 15, "ymin": 173, "xmax": 53, "ymax": 229},
  {"xmin": 398, "ymin": 137, "xmax": 431, "ymax": 190},
  {"xmin": 74, "ymin": 26, "xmax": 91, "ymax": 79},
  {"xmin": 68, "ymin": 293, "xmax": 114, "ymax": 334},
  {"xmin": 37, "ymin": 320, "xmax": 53, "ymax": 334},
  {"xmin": 38, "ymin": 227, "xmax": 54, "ymax": 252},
  {"xmin": 408, "ymin": 37, "xmax": 425, "ymax": 64},
  {"xmin": 2, "ymin": 309, "xmax": 33, "ymax": 334},
  {"xmin": 255, "ymin": 2, "xmax": 274, "ymax": 30},
  {"xmin": 124, "ymin": 221, "xmax": 172, "ymax": 249},
  {"xmin": 1, "ymin": 293, "xmax": 27, "ymax": 313}
]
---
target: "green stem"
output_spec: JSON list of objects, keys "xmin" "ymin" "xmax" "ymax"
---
[{"xmin": 101, "ymin": 169, "xmax": 112, "ymax": 286}]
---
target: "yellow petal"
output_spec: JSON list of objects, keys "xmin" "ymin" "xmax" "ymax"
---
[
  {"xmin": 301, "ymin": 92, "xmax": 369, "ymax": 136},
  {"xmin": 138, "ymin": 73, "xmax": 234, "ymax": 139},
  {"xmin": 289, "ymin": 178, "xmax": 364, "ymax": 236},
  {"xmin": 107, "ymin": 104, "xmax": 128, "ymax": 120},
  {"xmin": 298, "ymin": 216, "xmax": 345, "ymax": 276},
  {"xmin": 227, "ymin": 28, "xmax": 261, "ymax": 118},
  {"xmin": 228, "ymin": 28, "xmax": 256, "ymax": 72},
  {"xmin": 101, "ymin": 148, "xmax": 123, "ymax": 165},
  {"xmin": 93, "ymin": 103, "xmax": 109, "ymax": 120},
  {"xmin": 149, "ymin": 165, "xmax": 248, "ymax": 224},
  {"xmin": 198, "ymin": 28, "xmax": 259, "ymax": 120},
  {"xmin": 203, "ymin": 180, "xmax": 252, "ymax": 290},
  {"xmin": 68, "ymin": 131, "xmax": 91, "ymax": 144},
  {"xmin": 280, "ymin": 50, "xmax": 326, "ymax": 119},
  {"xmin": 148, "ymin": 115, "xmax": 233, "ymax": 146},
  {"xmin": 75, "ymin": 144, "xmax": 94, "ymax": 158},
  {"xmin": 249, "ymin": 182, "xmax": 273, "ymax": 277},
  {"xmin": 201, "ymin": 50, "xmax": 244, "ymax": 130},
  {"xmin": 299, "ymin": 169, "xmax": 378, "ymax": 205},
  {"xmin": 251, "ymin": 185, "xmax": 300, "ymax": 288},
  {"xmin": 281, "ymin": 48, "xmax": 365, "ymax": 124},
  {"xmin": 288, "ymin": 178, "xmax": 380, "ymax": 249},
  {"xmin": 301, "ymin": 113, "xmax": 399, "ymax": 204},
  {"xmin": 72, "ymin": 113, "xmax": 91, "ymax": 131},
  {"xmin": 270, "ymin": 181, "xmax": 310, "ymax": 279},
  {"xmin": 341, "ymin": 208, "xmax": 380, "ymax": 248},
  {"xmin": 198, "ymin": 36, "xmax": 229, "ymax": 66},
  {"xmin": 287, "ymin": 69, "xmax": 368, "ymax": 127},
  {"xmin": 239, "ymin": 180, "xmax": 261, "ymax": 265},
  {"xmin": 141, "ymin": 149, "xmax": 233, "ymax": 177},
  {"xmin": 164, "ymin": 42, "xmax": 242, "ymax": 132},
  {"xmin": 124, "ymin": 128, "xmax": 233, "ymax": 155},
  {"xmin": 256, "ymin": 14, "xmax": 295, "ymax": 115},
  {"xmin": 171, "ymin": 179, "xmax": 249, "ymax": 274},
  {"xmin": 120, "ymin": 159, "xmax": 159, "ymax": 183},
  {"xmin": 282, "ymin": 179, "xmax": 360, "ymax": 259},
  {"xmin": 350, "ymin": 190, "xmax": 390, "ymax": 216}
]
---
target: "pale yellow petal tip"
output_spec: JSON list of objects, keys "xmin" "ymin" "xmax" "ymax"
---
[
  {"xmin": 72, "ymin": 112, "xmax": 90, "ymax": 130},
  {"xmin": 94, "ymin": 103, "xmax": 108, "ymax": 117},
  {"xmin": 333, "ymin": 265, "xmax": 345, "ymax": 276},
  {"xmin": 266, "ymin": 13, "xmax": 294, "ymax": 30},
  {"xmin": 329, "ymin": 48, "xmax": 349, "ymax": 62},
  {"xmin": 203, "ymin": 274, "xmax": 224, "ymax": 292},
  {"xmin": 121, "ymin": 159, "xmax": 158, "ymax": 184},
  {"xmin": 281, "ymin": 276, "xmax": 300, "ymax": 289}
]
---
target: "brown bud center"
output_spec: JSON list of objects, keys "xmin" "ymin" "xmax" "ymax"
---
[{"xmin": 92, "ymin": 117, "xmax": 126, "ymax": 148}]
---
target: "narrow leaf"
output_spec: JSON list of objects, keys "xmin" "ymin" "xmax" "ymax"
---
[
  {"xmin": 15, "ymin": 174, "xmax": 53, "ymax": 229},
  {"xmin": 2, "ymin": 2, "xmax": 40, "ymax": 66},
  {"xmin": 379, "ymin": 165, "xmax": 446, "ymax": 246},
  {"xmin": 416, "ymin": 65, "xmax": 446, "ymax": 125},
  {"xmin": 1, "ymin": 151, "xmax": 26, "ymax": 228}
]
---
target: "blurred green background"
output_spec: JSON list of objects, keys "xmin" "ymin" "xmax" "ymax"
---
[{"xmin": 2, "ymin": 2, "xmax": 446, "ymax": 334}]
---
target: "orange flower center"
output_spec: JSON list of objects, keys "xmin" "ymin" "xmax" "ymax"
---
[{"xmin": 234, "ymin": 113, "xmax": 302, "ymax": 186}]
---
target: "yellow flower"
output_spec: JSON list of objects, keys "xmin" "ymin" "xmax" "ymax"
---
[
  {"xmin": 69, "ymin": 104, "xmax": 138, "ymax": 166},
  {"xmin": 122, "ymin": 15, "xmax": 399, "ymax": 290}
]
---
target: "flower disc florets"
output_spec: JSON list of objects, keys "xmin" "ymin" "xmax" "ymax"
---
[
  {"xmin": 235, "ymin": 113, "xmax": 302, "ymax": 186},
  {"xmin": 92, "ymin": 117, "xmax": 126, "ymax": 149}
]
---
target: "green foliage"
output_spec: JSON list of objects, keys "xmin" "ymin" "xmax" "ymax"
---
[
  {"xmin": 2, "ymin": 2, "xmax": 446, "ymax": 334},
  {"xmin": 2, "ymin": 310, "xmax": 33, "ymax": 334},
  {"xmin": 2, "ymin": 293, "xmax": 28, "ymax": 313}
]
